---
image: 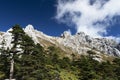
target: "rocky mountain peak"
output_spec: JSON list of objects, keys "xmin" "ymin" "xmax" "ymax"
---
[
  {"xmin": 25, "ymin": 24, "xmax": 34, "ymax": 31},
  {"xmin": 57, "ymin": 31, "xmax": 120, "ymax": 57},
  {"xmin": 24, "ymin": 24, "xmax": 39, "ymax": 44},
  {"xmin": 61, "ymin": 30, "xmax": 71, "ymax": 38},
  {"xmin": 0, "ymin": 25, "xmax": 120, "ymax": 58}
]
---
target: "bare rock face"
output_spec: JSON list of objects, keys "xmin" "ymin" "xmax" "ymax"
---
[
  {"xmin": 24, "ymin": 24, "xmax": 39, "ymax": 44},
  {"xmin": 0, "ymin": 28, "xmax": 13, "ymax": 49},
  {"xmin": 57, "ymin": 31, "xmax": 120, "ymax": 57},
  {"xmin": 0, "ymin": 25, "xmax": 120, "ymax": 58},
  {"xmin": 60, "ymin": 31, "xmax": 71, "ymax": 38}
]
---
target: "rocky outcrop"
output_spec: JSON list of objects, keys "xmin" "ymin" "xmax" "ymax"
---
[
  {"xmin": 57, "ymin": 31, "xmax": 120, "ymax": 57},
  {"xmin": 0, "ymin": 29, "xmax": 13, "ymax": 49},
  {"xmin": 0, "ymin": 25, "xmax": 120, "ymax": 57}
]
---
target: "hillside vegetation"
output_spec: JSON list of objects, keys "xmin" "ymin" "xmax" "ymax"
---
[{"xmin": 0, "ymin": 25, "xmax": 120, "ymax": 80}]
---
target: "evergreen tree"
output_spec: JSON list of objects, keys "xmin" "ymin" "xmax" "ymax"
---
[
  {"xmin": 1, "ymin": 24, "xmax": 120, "ymax": 80},
  {"xmin": 9, "ymin": 24, "xmax": 25, "ymax": 79}
]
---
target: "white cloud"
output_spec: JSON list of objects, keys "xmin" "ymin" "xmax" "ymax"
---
[{"xmin": 55, "ymin": 0, "xmax": 120, "ymax": 40}]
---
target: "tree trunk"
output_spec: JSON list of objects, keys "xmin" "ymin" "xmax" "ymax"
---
[{"xmin": 9, "ymin": 58, "xmax": 14, "ymax": 80}]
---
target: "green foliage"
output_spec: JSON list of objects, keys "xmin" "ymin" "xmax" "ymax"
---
[
  {"xmin": 60, "ymin": 70, "xmax": 78, "ymax": 80},
  {"xmin": 0, "ymin": 25, "xmax": 120, "ymax": 80}
]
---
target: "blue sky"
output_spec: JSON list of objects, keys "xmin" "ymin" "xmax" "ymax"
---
[
  {"xmin": 0, "ymin": 0, "xmax": 120, "ymax": 38},
  {"xmin": 0, "ymin": 0, "xmax": 75, "ymax": 36}
]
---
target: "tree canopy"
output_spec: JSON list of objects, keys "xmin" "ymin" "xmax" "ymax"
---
[{"xmin": 0, "ymin": 25, "xmax": 120, "ymax": 80}]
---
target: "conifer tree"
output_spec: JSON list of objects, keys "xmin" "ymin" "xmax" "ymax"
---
[{"xmin": 8, "ymin": 24, "xmax": 25, "ymax": 80}]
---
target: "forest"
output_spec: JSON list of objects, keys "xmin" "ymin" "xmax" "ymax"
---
[{"xmin": 0, "ymin": 25, "xmax": 120, "ymax": 80}]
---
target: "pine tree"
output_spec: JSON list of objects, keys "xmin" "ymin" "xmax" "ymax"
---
[
  {"xmin": 8, "ymin": 24, "xmax": 25, "ymax": 80},
  {"xmin": 9, "ymin": 25, "xmax": 45, "ymax": 79}
]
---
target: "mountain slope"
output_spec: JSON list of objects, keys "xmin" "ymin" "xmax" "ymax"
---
[
  {"xmin": 0, "ymin": 24, "xmax": 120, "ymax": 58},
  {"xmin": 23, "ymin": 25, "xmax": 120, "ymax": 57},
  {"xmin": 0, "ymin": 25, "xmax": 120, "ymax": 80}
]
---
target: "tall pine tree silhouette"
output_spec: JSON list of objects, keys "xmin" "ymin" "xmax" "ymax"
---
[{"xmin": 9, "ymin": 24, "xmax": 25, "ymax": 80}]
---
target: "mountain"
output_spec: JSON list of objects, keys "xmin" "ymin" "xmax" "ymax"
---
[
  {"xmin": 0, "ymin": 24, "xmax": 120, "ymax": 59},
  {"xmin": 0, "ymin": 25, "xmax": 120, "ymax": 80},
  {"xmin": 23, "ymin": 25, "xmax": 120, "ymax": 57}
]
